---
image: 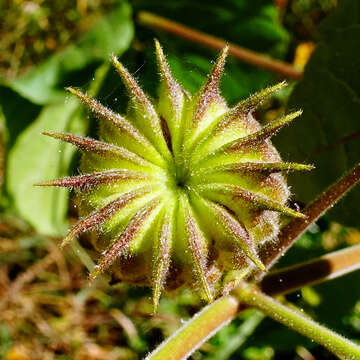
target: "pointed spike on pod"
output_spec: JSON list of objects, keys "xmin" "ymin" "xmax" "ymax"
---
[
  {"xmin": 181, "ymin": 198, "xmax": 213, "ymax": 302},
  {"xmin": 89, "ymin": 198, "xmax": 162, "ymax": 281},
  {"xmin": 152, "ymin": 209, "xmax": 173, "ymax": 313},
  {"xmin": 42, "ymin": 132, "xmax": 106, "ymax": 152},
  {"xmin": 235, "ymin": 81, "xmax": 288, "ymax": 114},
  {"xmin": 198, "ymin": 183, "xmax": 306, "ymax": 219},
  {"xmin": 42, "ymin": 131, "xmax": 150, "ymax": 167},
  {"xmin": 66, "ymin": 86, "xmax": 81, "ymax": 97},
  {"xmin": 192, "ymin": 45, "xmax": 229, "ymax": 126},
  {"xmin": 34, "ymin": 170, "xmax": 150, "ymax": 190},
  {"xmin": 244, "ymin": 162, "xmax": 314, "ymax": 173},
  {"xmin": 43, "ymin": 131, "xmax": 111, "ymax": 154},
  {"xmin": 66, "ymin": 86, "xmax": 159, "ymax": 151},
  {"xmin": 209, "ymin": 201, "xmax": 265, "ymax": 271},
  {"xmin": 154, "ymin": 39, "xmax": 186, "ymax": 155},
  {"xmin": 111, "ymin": 54, "xmax": 156, "ymax": 118},
  {"xmin": 111, "ymin": 54, "xmax": 171, "ymax": 160},
  {"xmin": 34, "ymin": 180, "xmax": 55, "ymax": 187},
  {"xmin": 250, "ymin": 109, "xmax": 302, "ymax": 143},
  {"xmin": 154, "ymin": 39, "xmax": 174, "ymax": 84},
  {"xmin": 194, "ymin": 110, "xmax": 303, "ymax": 165},
  {"xmin": 207, "ymin": 44, "xmax": 229, "ymax": 87},
  {"xmin": 227, "ymin": 110, "xmax": 303, "ymax": 151},
  {"xmin": 207, "ymin": 162, "xmax": 315, "ymax": 175},
  {"xmin": 66, "ymin": 86, "xmax": 117, "ymax": 121},
  {"xmin": 235, "ymin": 190, "xmax": 306, "ymax": 218},
  {"xmin": 111, "ymin": 54, "xmax": 148, "ymax": 106},
  {"xmin": 230, "ymin": 186, "xmax": 306, "ymax": 219},
  {"xmin": 154, "ymin": 39, "xmax": 184, "ymax": 108},
  {"xmin": 60, "ymin": 187, "xmax": 151, "ymax": 248}
]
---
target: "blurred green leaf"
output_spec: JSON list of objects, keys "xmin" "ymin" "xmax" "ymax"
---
[
  {"xmin": 8, "ymin": 0, "xmax": 134, "ymax": 105},
  {"xmin": 6, "ymin": 62, "xmax": 111, "ymax": 236},
  {"xmin": 314, "ymin": 271, "xmax": 360, "ymax": 337},
  {"xmin": 7, "ymin": 98, "xmax": 84, "ymax": 235},
  {"xmin": 0, "ymin": 87, "xmax": 41, "ymax": 149},
  {"xmin": 274, "ymin": 0, "xmax": 360, "ymax": 226}
]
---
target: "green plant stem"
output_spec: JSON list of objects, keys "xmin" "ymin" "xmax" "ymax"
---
[
  {"xmin": 233, "ymin": 284, "xmax": 360, "ymax": 360},
  {"xmin": 137, "ymin": 11, "xmax": 302, "ymax": 79},
  {"xmin": 145, "ymin": 296, "xmax": 239, "ymax": 360},
  {"xmin": 207, "ymin": 311, "xmax": 265, "ymax": 360},
  {"xmin": 146, "ymin": 244, "xmax": 360, "ymax": 360},
  {"xmin": 70, "ymin": 239, "xmax": 95, "ymax": 272}
]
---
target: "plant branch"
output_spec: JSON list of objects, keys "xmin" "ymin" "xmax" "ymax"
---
[
  {"xmin": 145, "ymin": 296, "xmax": 239, "ymax": 360},
  {"xmin": 256, "ymin": 162, "xmax": 360, "ymax": 279},
  {"xmin": 137, "ymin": 11, "xmax": 302, "ymax": 80},
  {"xmin": 146, "ymin": 243, "xmax": 360, "ymax": 360},
  {"xmin": 261, "ymin": 243, "xmax": 360, "ymax": 296},
  {"xmin": 233, "ymin": 284, "xmax": 360, "ymax": 360}
]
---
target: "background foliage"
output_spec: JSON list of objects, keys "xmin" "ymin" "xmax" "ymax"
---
[{"xmin": 0, "ymin": 0, "xmax": 359, "ymax": 359}]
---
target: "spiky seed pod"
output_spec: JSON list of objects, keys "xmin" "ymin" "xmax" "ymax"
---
[{"xmin": 38, "ymin": 41, "xmax": 313, "ymax": 311}]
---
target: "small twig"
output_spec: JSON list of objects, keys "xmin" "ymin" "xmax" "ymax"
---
[
  {"xmin": 145, "ymin": 243, "xmax": 360, "ymax": 360},
  {"xmin": 145, "ymin": 296, "xmax": 239, "ymax": 360},
  {"xmin": 206, "ymin": 311, "xmax": 265, "ymax": 360},
  {"xmin": 137, "ymin": 11, "xmax": 302, "ymax": 80},
  {"xmin": 257, "ymin": 162, "xmax": 360, "ymax": 277},
  {"xmin": 233, "ymin": 284, "xmax": 360, "ymax": 360},
  {"xmin": 261, "ymin": 243, "xmax": 360, "ymax": 296}
]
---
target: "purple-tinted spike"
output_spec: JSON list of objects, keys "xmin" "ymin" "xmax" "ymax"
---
[
  {"xmin": 197, "ymin": 110, "xmax": 302, "ymax": 164},
  {"xmin": 155, "ymin": 39, "xmax": 183, "ymax": 115},
  {"xmin": 184, "ymin": 207, "xmax": 213, "ymax": 302},
  {"xmin": 43, "ymin": 132, "xmax": 147, "ymax": 165},
  {"xmin": 198, "ymin": 183, "xmax": 305, "ymax": 218},
  {"xmin": 35, "ymin": 169, "xmax": 151, "ymax": 191},
  {"xmin": 111, "ymin": 56, "xmax": 159, "ymax": 128},
  {"xmin": 111, "ymin": 55, "xmax": 171, "ymax": 158},
  {"xmin": 152, "ymin": 210, "xmax": 172, "ymax": 312},
  {"xmin": 66, "ymin": 87, "xmax": 153, "ymax": 147},
  {"xmin": 203, "ymin": 162, "xmax": 314, "ymax": 175},
  {"xmin": 226, "ymin": 110, "xmax": 302, "ymax": 152},
  {"xmin": 209, "ymin": 202, "xmax": 265, "ymax": 270},
  {"xmin": 235, "ymin": 81, "xmax": 287, "ymax": 114},
  {"xmin": 61, "ymin": 186, "xmax": 153, "ymax": 247},
  {"xmin": 192, "ymin": 46, "xmax": 229, "ymax": 126},
  {"xmin": 90, "ymin": 199, "xmax": 161, "ymax": 280}
]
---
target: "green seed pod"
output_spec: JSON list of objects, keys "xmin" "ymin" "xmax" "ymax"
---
[{"xmin": 39, "ymin": 41, "xmax": 312, "ymax": 311}]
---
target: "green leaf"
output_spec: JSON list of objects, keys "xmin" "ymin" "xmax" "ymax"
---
[
  {"xmin": 6, "ymin": 61, "xmax": 111, "ymax": 236},
  {"xmin": 274, "ymin": 1, "xmax": 360, "ymax": 226},
  {"xmin": 6, "ymin": 98, "xmax": 86, "ymax": 235},
  {"xmin": 8, "ymin": 1, "xmax": 133, "ymax": 104}
]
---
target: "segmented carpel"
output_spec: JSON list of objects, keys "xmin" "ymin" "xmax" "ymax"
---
[{"xmin": 38, "ymin": 40, "xmax": 312, "ymax": 311}]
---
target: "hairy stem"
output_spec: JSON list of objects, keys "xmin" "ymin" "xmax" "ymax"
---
[
  {"xmin": 146, "ymin": 243, "xmax": 360, "ymax": 360},
  {"xmin": 145, "ymin": 296, "xmax": 239, "ymax": 360},
  {"xmin": 137, "ymin": 11, "xmax": 302, "ymax": 79},
  {"xmin": 147, "ymin": 164, "xmax": 360, "ymax": 360},
  {"xmin": 234, "ymin": 284, "xmax": 360, "ymax": 360},
  {"xmin": 207, "ymin": 311, "xmax": 265, "ymax": 360}
]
